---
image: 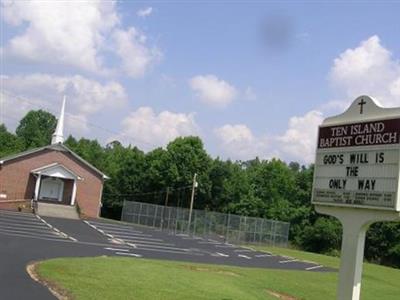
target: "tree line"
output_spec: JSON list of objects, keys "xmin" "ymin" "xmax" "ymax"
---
[{"xmin": 1, "ymin": 110, "xmax": 399, "ymax": 268}]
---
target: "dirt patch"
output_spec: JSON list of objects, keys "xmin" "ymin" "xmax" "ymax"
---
[
  {"xmin": 184, "ymin": 265, "xmax": 240, "ymax": 277},
  {"xmin": 266, "ymin": 289, "xmax": 298, "ymax": 300},
  {"xmin": 26, "ymin": 261, "xmax": 72, "ymax": 300}
]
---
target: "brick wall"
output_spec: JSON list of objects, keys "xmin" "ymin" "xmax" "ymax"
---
[{"xmin": 0, "ymin": 148, "xmax": 104, "ymax": 218}]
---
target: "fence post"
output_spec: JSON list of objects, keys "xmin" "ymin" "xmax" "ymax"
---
[
  {"xmin": 138, "ymin": 202, "xmax": 143, "ymax": 225},
  {"xmin": 272, "ymin": 221, "xmax": 277, "ymax": 247},
  {"xmin": 153, "ymin": 205, "xmax": 158, "ymax": 228},
  {"xmin": 121, "ymin": 200, "xmax": 126, "ymax": 221},
  {"xmin": 193, "ymin": 210, "xmax": 197, "ymax": 237}
]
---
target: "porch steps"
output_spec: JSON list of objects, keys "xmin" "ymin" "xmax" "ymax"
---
[{"xmin": 36, "ymin": 202, "xmax": 80, "ymax": 220}]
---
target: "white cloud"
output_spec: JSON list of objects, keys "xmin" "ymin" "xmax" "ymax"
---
[
  {"xmin": 214, "ymin": 110, "xmax": 324, "ymax": 163},
  {"xmin": 1, "ymin": 73, "xmax": 127, "ymax": 135},
  {"xmin": 214, "ymin": 124, "xmax": 270, "ymax": 160},
  {"xmin": 277, "ymin": 110, "xmax": 324, "ymax": 163},
  {"xmin": 1, "ymin": 0, "xmax": 118, "ymax": 73},
  {"xmin": 137, "ymin": 7, "xmax": 153, "ymax": 18},
  {"xmin": 116, "ymin": 107, "xmax": 199, "ymax": 150},
  {"xmin": 329, "ymin": 35, "xmax": 400, "ymax": 108},
  {"xmin": 1, "ymin": 0, "xmax": 161, "ymax": 77},
  {"xmin": 113, "ymin": 27, "xmax": 161, "ymax": 78},
  {"xmin": 189, "ymin": 75, "xmax": 237, "ymax": 108}
]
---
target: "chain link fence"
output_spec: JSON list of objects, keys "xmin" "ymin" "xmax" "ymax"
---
[{"xmin": 121, "ymin": 200, "xmax": 289, "ymax": 247}]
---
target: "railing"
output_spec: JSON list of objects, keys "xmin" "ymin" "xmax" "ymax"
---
[{"xmin": 121, "ymin": 200, "xmax": 290, "ymax": 247}]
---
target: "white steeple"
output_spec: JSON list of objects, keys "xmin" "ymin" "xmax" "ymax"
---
[{"xmin": 51, "ymin": 95, "xmax": 66, "ymax": 144}]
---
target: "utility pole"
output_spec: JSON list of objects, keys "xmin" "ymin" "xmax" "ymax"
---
[{"xmin": 187, "ymin": 173, "xmax": 197, "ymax": 233}]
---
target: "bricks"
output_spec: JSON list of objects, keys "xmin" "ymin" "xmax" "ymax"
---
[{"xmin": 0, "ymin": 148, "xmax": 104, "ymax": 218}]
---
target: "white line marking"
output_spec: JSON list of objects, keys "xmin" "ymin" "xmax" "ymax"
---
[
  {"xmin": 0, "ymin": 225, "xmax": 61, "ymax": 235},
  {"xmin": 198, "ymin": 241, "xmax": 221, "ymax": 245},
  {"xmin": 134, "ymin": 247, "xmax": 202, "ymax": 256},
  {"xmin": 208, "ymin": 239, "xmax": 220, "ymax": 243},
  {"xmin": 281, "ymin": 255, "xmax": 294, "ymax": 259},
  {"xmin": 95, "ymin": 227, "xmax": 144, "ymax": 234},
  {"xmin": 115, "ymin": 252, "xmax": 142, "ymax": 257},
  {"xmin": 103, "ymin": 232, "xmax": 154, "ymax": 238},
  {"xmin": 0, "ymin": 228, "xmax": 66, "ymax": 239},
  {"xmin": 215, "ymin": 252, "xmax": 229, "ymax": 257},
  {"xmin": 0, "ymin": 210, "xmax": 35, "ymax": 216},
  {"xmin": 255, "ymin": 254, "xmax": 272, "ymax": 257},
  {"xmin": 0, "ymin": 220, "xmax": 50, "ymax": 228},
  {"xmin": 238, "ymin": 254, "xmax": 251, "ymax": 259},
  {"xmin": 306, "ymin": 265, "xmax": 324, "ymax": 271},
  {"xmin": 215, "ymin": 244, "xmax": 236, "ymax": 248},
  {"xmin": 234, "ymin": 249, "xmax": 253, "ymax": 253},
  {"xmin": 86, "ymin": 221, "xmax": 142, "ymax": 232},
  {"xmin": 118, "ymin": 239, "xmax": 174, "ymax": 246},
  {"xmin": 279, "ymin": 259, "xmax": 298, "ymax": 264},
  {"xmin": 133, "ymin": 244, "xmax": 191, "ymax": 251},
  {"xmin": 106, "ymin": 234, "xmax": 114, "ymax": 238},
  {"xmin": 110, "ymin": 234, "xmax": 162, "ymax": 241},
  {"xmin": 127, "ymin": 243, "xmax": 137, "ymax": 249},
  {"xmin": 104, "ymin": 247, "xmax": 130, "ymax": 252},
  {"xmin": 36, "ymin": 215, "xmax": 77, "ymax": 241}
]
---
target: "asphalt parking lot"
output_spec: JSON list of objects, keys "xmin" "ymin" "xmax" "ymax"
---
[{"xmin": 0, "ymin": 209, "xmax": 333, "ymax": 299}]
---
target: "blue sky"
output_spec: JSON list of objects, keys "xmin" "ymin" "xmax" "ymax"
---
[{"xmin": 1, "ymin": 1, "xmax": 400, "ymax": 163}]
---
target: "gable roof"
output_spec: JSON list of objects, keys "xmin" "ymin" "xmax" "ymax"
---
[
  {"xmin": 0, "ymin": 143, "xmax": 109, "ymax": 180},
  {"xmin": 31, "ymin": 162, "xmax": 82, "ymax": 180}
]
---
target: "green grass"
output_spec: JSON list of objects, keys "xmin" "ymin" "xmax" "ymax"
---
[{"xmin": 36, "ymin": 247, "xmax": 400, "ymax": 300}]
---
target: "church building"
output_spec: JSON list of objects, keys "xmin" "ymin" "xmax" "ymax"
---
[{"xmin": 0, "ymin": 97, "xmax": 108, "ymax": 218}]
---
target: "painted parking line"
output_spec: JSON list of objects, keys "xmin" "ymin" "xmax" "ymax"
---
[
  {"xmin": 238, "ymin": 254, "xmax": 252, "ymax": 259},
  {"xmin": 0, "ymin": 228, "xmax": 67, "ymax": 240},
  {"xmin": 0, "ymin": 229, "xmax": 73, "ymax": 243},
  {"xmin": 91, "ymin": 225, "xmax": 144, "ymax": 234},
  {"xmin": 130, "ymin": 243, "xmax": 191, "ymax": 252},
  {"xmin": 305, "ymin": 265, "xmax": 324, "ymax": 271},
  {"xmin": 279, "ymin": 259, "xmax": 298, "ymax": 264},
  {"xmin": 132, "ymin": 247, "xmax": 203, "ymax": 256},
  {"xmin": 0, "ymin": 224, "xmax": 61, "ymax": 236},
  {"xmin": 215, "ymin": 244, "xmax": 236, "ymax": 248},
  {"xmin": 234, "ymin": 249, "xmax": 253, "ymax": 253},
  {"xmin": 115, "ymin": 252, "xmax": 142, "ymax": 258},
  {"xmin": 86, "ymin": 221, "xmax": 143, "ymax": 232},
  {"xmin": 118, "ymin": 239, "xmax": 175, "ymax": 246},
  {"xmin": 0, "ymin": 219, "xmax": 51, "ymax": 229},
  {"xmin": 255, "ymin": 254, "xmax": 273, "ymax": 257},
  {"xmin": 198, "ymin": 241, "xmax": 221, "ymax": 245},
  {"xmin": 104, "ymin": 247, "xmax": 130, "ymax": 252},
  {"xmin": 0, "ymin": 211, "xmax": 36, "ymax": 218},
  {"xmin": 102, "ymin": 231, "xmax": 155, "ymax": 238},
  {"xmin": 37, "ymin": 215, "xmax": 77, "ymax": 241}
]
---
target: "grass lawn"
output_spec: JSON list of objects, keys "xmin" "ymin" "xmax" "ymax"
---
[{"xmin": 35, "ymin": 247, "xmax": 400, "ymax": 300}]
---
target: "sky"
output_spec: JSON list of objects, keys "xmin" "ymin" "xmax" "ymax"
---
[{"xmin": 1, "ymin": 0, "xmax": 400, "ymax": 164}]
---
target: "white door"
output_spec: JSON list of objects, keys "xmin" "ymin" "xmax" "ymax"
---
[{"xmin": 39, "ymin": 178, "xmax": 64, "ymax": 202}]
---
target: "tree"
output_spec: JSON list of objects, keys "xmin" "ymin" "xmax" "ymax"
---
[
  {"xmin": 164, "ymin": 136, "xmax": 212, "ymax": 208},
  {"xmin": 16, "ymin": 110, "xmax": 57, "ymax": 149},
  {"xmin": 0, "ymin": 124, "xmax": 23, "ymax": 157},
  {"xmin": 298, "ymin": 217, "xmax": 342, "ymax": 254}
]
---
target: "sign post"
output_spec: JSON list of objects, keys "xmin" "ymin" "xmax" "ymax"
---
[{"xmin": 312, "ymin": 95, "xmax": 400, "ymax": 300}]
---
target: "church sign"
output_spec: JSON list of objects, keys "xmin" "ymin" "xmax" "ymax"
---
[{"xmin": 312, "ymin": 96, "xmax": 400, "ymax": 211}]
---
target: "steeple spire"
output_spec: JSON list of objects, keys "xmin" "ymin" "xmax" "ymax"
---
[{"xmin": 51, "ymin": 95, "xmax": 66, "ymax": 144}]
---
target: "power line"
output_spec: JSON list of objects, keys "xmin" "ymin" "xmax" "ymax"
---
[
  {"xmin": 1, "ymin": 90, "xmax": 161, "ymax": 149},
  {"xmin": 102, "ymin": 185, "xmax": 193, "ymax": 198}
]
